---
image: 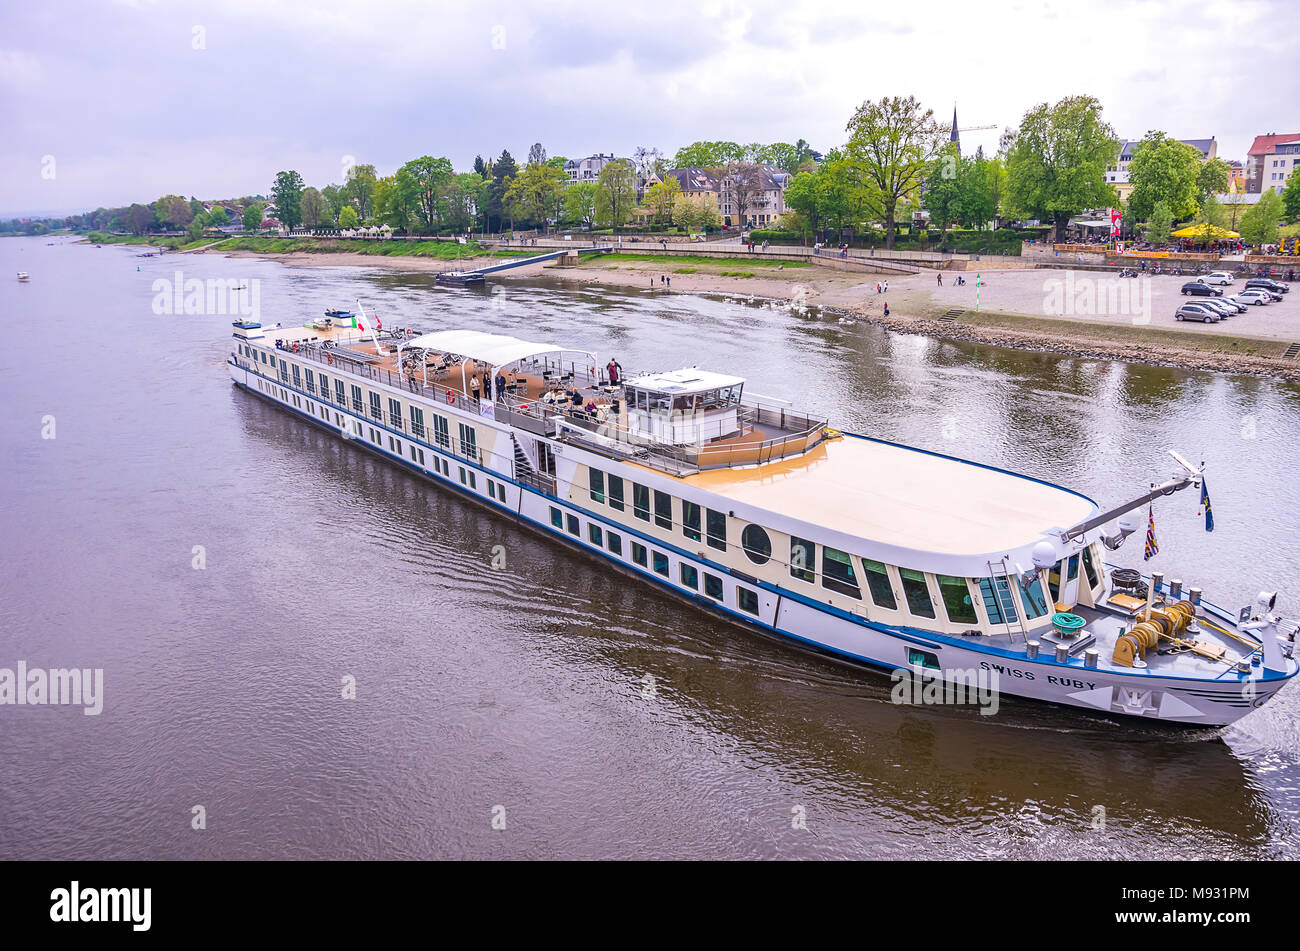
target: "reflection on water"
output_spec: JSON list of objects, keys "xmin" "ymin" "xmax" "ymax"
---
[{"xmin": 0, "ymin": 237, "xmax": 1296, "ymax": 859}]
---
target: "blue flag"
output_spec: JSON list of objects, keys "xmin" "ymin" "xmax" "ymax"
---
[{"xmin": 1200, "ymin": 479, "xmax": 1214, "ymax": 532}]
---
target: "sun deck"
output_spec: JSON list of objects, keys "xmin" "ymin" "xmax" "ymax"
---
[{"xmin": 684, "ymin": 433, "xmax": 1097, "ymax": 558}]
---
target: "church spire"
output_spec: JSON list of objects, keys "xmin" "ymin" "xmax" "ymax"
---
[{"xmin": 950, "ymin": 106, "xmax": 960, "ymax": 152}]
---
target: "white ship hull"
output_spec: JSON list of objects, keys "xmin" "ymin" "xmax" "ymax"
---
[{"xmin": 229, "ymin": 358, "xmax": 1294, "ymax": 727}]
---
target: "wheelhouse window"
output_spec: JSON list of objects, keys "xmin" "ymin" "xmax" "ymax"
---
[
  {"xmin": 900, "ymin": 568, "xmax": 936, "ymax": 618},
  {"xmin": 706, "ymin": 509, "xmax": 727, "ymax": 552},
  {"xmin": 653, "ymin": 491, "xmax": 673, "ymax": 530},
  {"xmin": 589, "ymin": 468, "xmax": 605, "ymax": 504},
  {"xmin": 861, "ymin": 558, "xmax": 896, "ymax": 610},
  {"xmin": 741, "ymin": 525, "xmax": 772, "ymax": 565},
  {"xmin": 790, "ymin": 537, "xmax": 816, "ymax": 583},
  {"xmin": 682, "ymin": 501, "xmax": 701, "ymax": 542},
  {"xmin": 1017, "ymin": 575, "xmax": 1050, "ymax": 618},
  {"xmin": 937, "ymin": 575, "xmax": 978, "ymax": 624},
  {"xmin": 633, "ymin": 483, "xmax": 650, "ymax": 521},
  {"xmin": 978, "ymin": 577, "xmax": 1018, "ymax": 626},
  {"xmin": 607, "ymin": 475, "xmax": 625, "ymax": 511},
  {"xmin": 822, "ymin": 546, "xmax": 861, "ymax": 599},
  {"xmin": 1082, "ymin": 545, "xmax": 1100, "ymax": 589}
]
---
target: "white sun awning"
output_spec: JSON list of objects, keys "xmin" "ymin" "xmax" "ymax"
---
[{"xmin": 403, "ymin": 329, "xmax": 594, "ymax": 368}]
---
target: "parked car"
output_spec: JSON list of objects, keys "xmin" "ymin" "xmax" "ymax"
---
[
  {"xmin": 1235, "ymin": 289, "xmax": 1275, "ymax": 306},
  {"xmin": 1245, "ymin": 278, "xmax": 1290, "ymax": 295},
  {"xmin": 1175, "ymin": 303, "xmax": 1221, "ymax": 323},
  {"xmin": 1200, "ymin": 298, "xmax": 1241, "ymax": 318},
  {"xmin": 1181, "ymin": 280, "xmax": 1222, "ymax": 297},
  {"xmin": 1224, "ymin": 295, "xmax": 1258, "ymax": 310},
  {"xmin": 1203, "ymin": 271, "xmax": 1235, "ymax": 285}
]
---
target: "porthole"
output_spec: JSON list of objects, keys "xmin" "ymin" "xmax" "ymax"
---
[{"xmin": 741, "ymin": 524, "xmax": 772, "ymax": 565}]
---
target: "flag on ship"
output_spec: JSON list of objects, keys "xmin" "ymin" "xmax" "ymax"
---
[
  {"xmin": 1199, "ymin": 478, "xmax": 1214, "ymax": 532},
  {"xmin": 1143, "ymin": 504, "xmax": 1158, "ymax": 560}
]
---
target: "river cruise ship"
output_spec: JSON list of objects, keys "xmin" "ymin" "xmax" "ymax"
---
[{"xmin": 228, "ymin": 317, "xmax": 1298, "ymax": 726}]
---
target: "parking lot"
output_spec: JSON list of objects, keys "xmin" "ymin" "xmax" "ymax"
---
[{"xmin": 915, "ymin": 269, "xmax": 1297, "ymax": 341}]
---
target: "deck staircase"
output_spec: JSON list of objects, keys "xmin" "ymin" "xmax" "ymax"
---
[{"xmin": 986, "ymin": 558, "xmax": 1031, "ymax": 643}]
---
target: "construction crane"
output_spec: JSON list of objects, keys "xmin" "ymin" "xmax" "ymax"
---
[{"xmin": 957, "ymin": 124, "xmax": 997, "ymax": 132}]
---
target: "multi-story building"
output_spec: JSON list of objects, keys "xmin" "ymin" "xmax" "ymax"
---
[
  {"xmin": 564, "ymin": 153, "xmax": 620, "ymax": 185},
  {"xmin": 1246, "ymin": 133, "xmax": 1300, "ymax": 193},
  {"xmin": 1259, "ymin": 139, "xmax": 1300, "ymax": 196},
  {"xmin": 720, "ymin": 164, "xmax": 791, "ymax": 228}
]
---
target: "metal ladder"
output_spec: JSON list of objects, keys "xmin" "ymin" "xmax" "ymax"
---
[{"xmin": 987, "ymin": 558, "xmax": 1030, "ymax": 643}]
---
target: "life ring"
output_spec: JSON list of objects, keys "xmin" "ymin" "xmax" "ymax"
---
[
  {"xmin": 326, "ymin": 352, "xmax": 334, "ymax": 366},
  {"xmin": 445, "ymin": 388, "xmax": 455, "ymax": 403}
]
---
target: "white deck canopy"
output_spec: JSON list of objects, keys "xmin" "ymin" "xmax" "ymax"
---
[{"xmin": 403, "ymin": 329, "xmax": 594, "ymax": 368}]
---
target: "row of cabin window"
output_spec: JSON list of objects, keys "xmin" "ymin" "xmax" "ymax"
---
[
  {"xmin": 588, "ymin": 468, "xmax": 728, "ymax": 550},
  {"xmin": 549, "ymin": 505, "xmax": 762, "ymax": 616},
  {"xmin": 250, "ymin": 348, "xmax": 481, "ymax": 461}
]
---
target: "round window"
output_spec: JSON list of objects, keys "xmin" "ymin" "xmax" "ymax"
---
[{"xmin": 741, "ymin": 524, "xmax": 772, "ymax": 565}]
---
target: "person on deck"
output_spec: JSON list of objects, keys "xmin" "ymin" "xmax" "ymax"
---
[
  {"xmin": 470, "ymin": 373, "xmax": 480, "ymax": 402},
  {"xmin": 606, "ymin": 359, "xmax": 622, "ymax": 386},
  {"xmin": 495, "ymin": 372, "xmax": 506, "ymax": 400}
]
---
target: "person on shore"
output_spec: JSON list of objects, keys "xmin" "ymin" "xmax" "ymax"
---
[
  {"xmin": 883, "ymin": 300, "xmax": 889, "ymax": 317},
  {"xmin": 883, "ymin": 280, "xmax": 889, "ymax": 292},
  {"xmin": 666, "ymin": 276, "xmax": 671, "ymax": 288},
  {"xmin": 937, "ymin": 273, "xmax": 943, "ymax": 286}
]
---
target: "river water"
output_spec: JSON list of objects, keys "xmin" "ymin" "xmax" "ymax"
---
[{"xmin": 2, "ymin": 236, "xmax": 1299, "ymax": 859}]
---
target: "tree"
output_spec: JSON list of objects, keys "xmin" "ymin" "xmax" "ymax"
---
[
  {"xmin": 1002, "ymin": 95, "xmax": 1119, "ymax": 240},
  {"xmin": 1240, "ymin": 190, "xmax": 1283, "ymax": 246},
  {"xmin": 125, "ymin": 203, "xmax": 153, "ymax": 235},
  {"xmin": 242, "ymin": 203, "xmax": 264, "ymax": 231},
  {"xmin": 922, "ymin": 143, "xmax": 963, "ymax": 249},
  {"xmin": 1144, "ymin": 200, "xmax": 1173, "ymax": 243},
  {"xmin": 168, "ymin": 198, "xmax": 194, "ymax": 229},
  {"xmin": 564, "ymin": 182, "xmax": 599, "ymax": 229},
  {"xmin": 632, "ymin": 145, "xmax": 664, "ymax": 183},
  {"xmin": 1126, "ymin": 132, "xmax": 1201, "ymax": 223},
  {"xmin": 674, "ymin": 194, "xmax": 721, "ymax": 233},
  {"xmin": 672, "ymin": 141, "xmax": 744, "ymax": 170},
  {"xmin": 505, "ymin": 161, "xmax": 565, "ymax": 232},
  {"xmin": 643, "ymin": 176, "xmax": 681, "ymax": 224},
  {"xmin": 344, "ymin": 164, "xmax": 377, "ymax": 220},
  {"xmin": 595, "ymin": 159, "xmax": 637, "ymax": 229},
  {"xmin": 783, "ymin": 170, "xmax": 822, "ymax": 239},
  {"xmin": 1281, "ymin": 171, "xmax": 1300, "ymax": 219},
  {"xmin": 473, "ymin": 155, "xmax": 488, "ymax": 178},
  {"xmin": 374, "ymin": 173, "xmax": 417, "ymax": 233},
  {"xmin": 1196, "ymin": 157, "xmax": 1231, "ymax": 207},
  {"xmin": 721, "ymin": 161, "xmax": 765, "ymax": 227},
  {"xmin": 300, "ymin": 188, "xmax": 326, "ymax": 229},
  {"xmin": 398, "ymin": 156, "xmax": 455, "ymax": 232},
  {"xmin": 486, "ymin": 151, "xmax": 518, "ymax": 232},
  {"xmin": 205, "ymin": 205, "xmax": 228, "ymax": 228},
  {"xmin": 442, "ymin": 173, "xmax": 484, "ymax": 233},
  {"xmin": 321, "ymin": 184, "xmax": 346, "ymax": 225},
  {"xmin": 957, "ymin": 155, "xmax": 1003, "ymax": 229},
  {"xmin": 527, "ymin": 142, "xmax": 547, "ymax": 167},
  {"xmin": 271, "ymin": 170, "xmax": 305, "ymax": 230},
  {"xmin": 339, "ymin": 205, "xmax": 359, "ymax": 228},
  {"xmin": 843, "ymin": 95, "xmax": 945, "ymax": 248}
]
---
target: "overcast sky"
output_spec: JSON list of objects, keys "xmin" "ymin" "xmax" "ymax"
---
[{"xmin": 2, "ymin": 0, "xmax": 1297, "ymax": 216}]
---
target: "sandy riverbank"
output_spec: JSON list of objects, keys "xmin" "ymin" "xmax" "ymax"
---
[{"xmin": 213, "ymin": 246, "xmax": 1300, "ymax": 381}]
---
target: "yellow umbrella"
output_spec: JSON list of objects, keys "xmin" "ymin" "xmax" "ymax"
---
[{"xmin": 1170, "ymin": 223, "xmax": 1240, "ymax": 239}]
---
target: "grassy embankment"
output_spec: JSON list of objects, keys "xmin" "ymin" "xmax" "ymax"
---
[{"xmin": 577, "ymin": 251, "xmax": 813, "ymax": 280}]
